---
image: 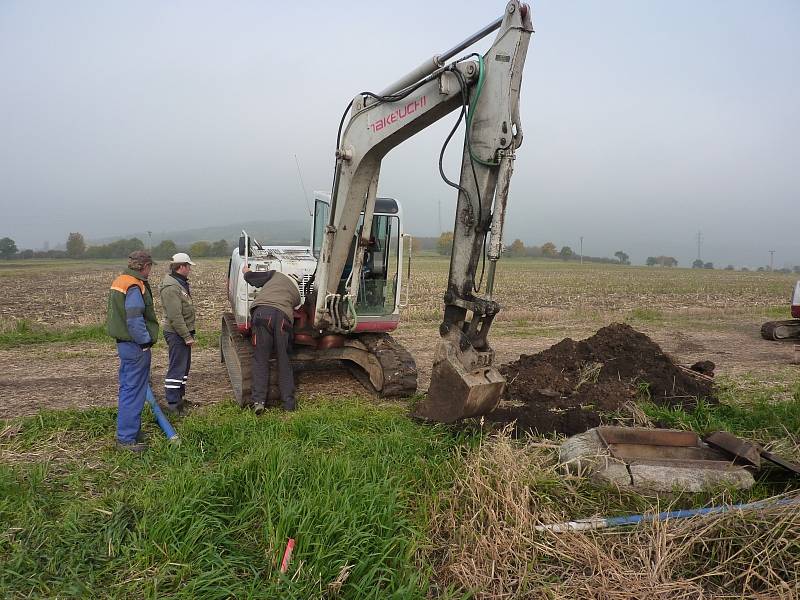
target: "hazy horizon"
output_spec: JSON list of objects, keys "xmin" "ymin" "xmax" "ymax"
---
[{"xmin": 2, "ymin": 1, "xmax": 798, "ymax": 268}]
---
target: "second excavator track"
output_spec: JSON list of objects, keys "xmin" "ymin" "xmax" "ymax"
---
[{"xmin": 761, "ymin": 319, "xmax": 800, "ymax": 341}]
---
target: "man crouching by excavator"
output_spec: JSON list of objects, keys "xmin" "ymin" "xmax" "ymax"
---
[{"xmin": 242, "ymin": 264, "xmax": 302, "ymax": 414}]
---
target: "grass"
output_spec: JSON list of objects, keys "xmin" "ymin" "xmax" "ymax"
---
[
  {"xmin": 0, "ymin": 320, "xmax": 107, "ymax": 349},
  {"xmin": 0, "ymin": 400, "xmax": 467, "ymax": 599},
  {"xmin": 3, "ymin": 382, "xmax": 799, "ymax": 598},
  {"xmin": 417, "ymin": 376, "xmax": 800, "ymax": 597},
  {"xmin": 424, "ymin": 428, "xmax": 800, "ymax": 598},
  {"xmin": 641, "ymin": 377, "xmax": 800, "ymax": 442},
  {"xmin": 0, "ymin": 319, "xmax": 219, "ymax": 350},
  {"xmin": 625, "ymin": 307, "xmax": 664, "ymax": 323}
]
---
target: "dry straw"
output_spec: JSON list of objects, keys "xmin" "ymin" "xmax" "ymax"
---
[{"xmin": 424, "ymin": 427, "xmax": 800, "ymax": 599}]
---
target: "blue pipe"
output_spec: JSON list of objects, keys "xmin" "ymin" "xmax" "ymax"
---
[
  {"xmin": 605, "ymin": 497, "xmax": 800, "ymax": 527},
  {"xmin": 146, "ymin": 385, "xmax": 179, "ymax": 442},
  {"xmin": 535, "ymin": 497, "xmax": 800, "ymax": 532}
]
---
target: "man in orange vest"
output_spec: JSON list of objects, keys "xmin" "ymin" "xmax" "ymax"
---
[{"xmin": 106, "ymin": 250, "xmax": 159, "ymax": 451}]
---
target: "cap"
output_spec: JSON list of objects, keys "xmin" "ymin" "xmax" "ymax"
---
[
  {"xmin": 128, "ymin": 250, "xmax": 154, "ymax": 271},
  {"xmin": 171, "ymin": 252, "xmax": 196, "ymax": 265}
]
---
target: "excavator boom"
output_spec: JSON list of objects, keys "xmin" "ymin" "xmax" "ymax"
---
[{"xmin": 316, "ymin": 1, "xmax": 534, "ymax": 422}]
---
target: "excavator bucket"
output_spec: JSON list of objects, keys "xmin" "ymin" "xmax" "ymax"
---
[{"xmin": 415, "ymin": 339, "xmax": 505, "ymax": 423}]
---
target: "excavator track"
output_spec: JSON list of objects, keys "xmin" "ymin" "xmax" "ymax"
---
[
  {"xmin": 220, "ymin": 312, "xmax": 253, "ymax": 407},
  {"xmin": 348, "ymin": 333, "xmax": 418, "ymax": 398},
  {"xmin": 222, "ymin": 312, "xmax": 417, "ymax": 403},
  {"xmin": 761, "ymin": 319, "xmax": 800, "ymax": 341}
]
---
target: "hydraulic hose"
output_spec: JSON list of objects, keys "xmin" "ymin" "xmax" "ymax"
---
[{"xmin": 146, "ymin": 385, "xmax": 179, "ymax": 443}]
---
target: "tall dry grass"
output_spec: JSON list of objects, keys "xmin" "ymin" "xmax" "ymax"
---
[{"xmin": 424, "ymin": 428, "xmax": 800, "ymax": 599}]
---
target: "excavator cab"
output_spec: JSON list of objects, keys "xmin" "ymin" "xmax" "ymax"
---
[{"xmin": 312, "ymin": 192, "xmax": 406, "ymax": 332}]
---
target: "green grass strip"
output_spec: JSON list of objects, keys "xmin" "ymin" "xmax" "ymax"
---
[
  {"xmin": 640, "ymin": 378, "xmax": 800, "ymax": 438},
  {"xmin": 0, "ymin": 321, "xmax": 107, "ymax": 348},
  {"xmin": 0, "ymin": 400, "xmax": 465, "ymax": 599},
  {"xmin": 0, "ymin": 320, "xmax": 219, "ymax": 350}
]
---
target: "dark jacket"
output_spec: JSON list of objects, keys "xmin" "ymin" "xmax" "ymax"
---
[
  {"xmin": 106, "ymin": 269, "xmax": 159, "ymax": 344},
  {"xmin": 245, "ymin": 270, "xmax": 302, "ymax": 320},
  {"xmin": 160, "ymin": 273, "xmax": 196, "ymax": 340}
]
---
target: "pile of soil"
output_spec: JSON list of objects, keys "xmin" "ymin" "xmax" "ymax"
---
[{"xmin": 487, "ymin": 323, "xmax": 715, "ymax": 436}]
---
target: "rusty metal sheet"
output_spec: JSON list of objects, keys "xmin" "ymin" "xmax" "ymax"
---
[
  {"xmin": 624, "ymin": 458, "xmax": 743, "ymax": 471},
  {"xmin": 761, "ymin": 450, "xmax": 800, "ymax": 476},
  {"xmin": 592, "ymin": 427, "xmax": 742, "ymax": 473},
  {"xmin": 704, "ymin": 431, "xmax": 762, "ymax": 468},
  {"xmin": 597, "ymin": 426, "xmax": 701, "ymax": 449},
  {"xmin": 606, "ymin": 443, "xmax": 724, "ymax": 462}
]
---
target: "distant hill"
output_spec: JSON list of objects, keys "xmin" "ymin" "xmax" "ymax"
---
[{"xmin": 91, "ymin": 219, "xmax": 310, "ymax": 247}]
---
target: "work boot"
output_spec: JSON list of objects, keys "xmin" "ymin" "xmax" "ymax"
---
[
  {"xmin": 135, "ymin": 430, "xmax": 147, "ymax": 443},
  {"xmin": 116, "ymin": 440, "xmax": 147, "ymax": 453},
  {"xmin": 253, "ymin": 402, "xmax": 265, "ymax": 415},
  {"xmin": 282, "ymin": 397, "xmax": 296, "ymax": 412},
  {"xmin": 165, "ymin": 403, "xmax": 187, "ymax": 417}
]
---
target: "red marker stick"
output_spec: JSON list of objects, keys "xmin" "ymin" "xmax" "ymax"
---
[{"xmin": 280, "ymin": 538, "xmax": 295, "ymax": 573}]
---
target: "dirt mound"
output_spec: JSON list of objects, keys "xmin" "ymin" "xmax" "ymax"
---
[{"xmin": 487, "ymin": 323, "xmax": 714, "ymax": 436}]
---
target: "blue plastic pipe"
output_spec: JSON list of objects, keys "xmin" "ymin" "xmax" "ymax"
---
[
  {"xmin": 145, "ymin": 385, "xmax": 179, "ymax": 442},
  {"xmin": 535, "ymin": 497, "xmax": 800, "ymax": 532}
]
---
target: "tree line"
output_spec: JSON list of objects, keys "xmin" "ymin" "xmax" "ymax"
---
[
  {"xmin": 0, "ymin": 233, "xmax": 232, "ymax": 260},
  {"xmin": 430, "ymin": 232, "xmax": 631, "ymax": 265}
]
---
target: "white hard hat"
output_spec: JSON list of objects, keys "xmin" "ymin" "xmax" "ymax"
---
[{"xmin": 171, "ymin": 252, "xmax": 196, "ymax": 265}]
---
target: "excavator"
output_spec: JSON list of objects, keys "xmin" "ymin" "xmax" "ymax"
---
[
  {"xmin": 761, "ymin": 280, "xmax": 800, "ymax": 340},
  {"xmin": 220, "ymin": 0, "xmax": 533, "ymax": 423}
]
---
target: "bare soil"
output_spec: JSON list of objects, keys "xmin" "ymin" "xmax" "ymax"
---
[{"xmin": 0, "ymin": 344, "xmax": 363, "ymax": 419}]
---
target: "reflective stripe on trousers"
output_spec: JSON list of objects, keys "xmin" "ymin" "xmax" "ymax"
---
[{"xmin": 164, "ymin": 331, "xmax": 191, "ymax": 405}]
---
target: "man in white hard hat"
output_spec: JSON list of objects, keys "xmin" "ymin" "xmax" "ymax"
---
[{"xmin": 159, "ymin": 252, "xmax": 197, "ymax": 415}]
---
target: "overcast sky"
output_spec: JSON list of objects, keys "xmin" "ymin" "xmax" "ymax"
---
[{"xmin": 1, "ymin": 1, "xmax": 798, "ymax": 267}]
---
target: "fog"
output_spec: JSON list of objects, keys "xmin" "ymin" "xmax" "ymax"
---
[{"xmin": 1, "ymin": 1, "xmax": 798, "ymax": 267}]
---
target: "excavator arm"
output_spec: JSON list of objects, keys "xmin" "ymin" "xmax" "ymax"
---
[{"xmin": 315, "ymin": 1, "xmax": 534, "ymax": 422}]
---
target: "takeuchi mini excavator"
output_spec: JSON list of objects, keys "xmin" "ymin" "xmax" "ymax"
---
[{"xmin": 221, "ymin": 1, "xmax": 533, "ymax": 423}]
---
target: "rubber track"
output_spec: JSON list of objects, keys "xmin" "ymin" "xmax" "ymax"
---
[
  {"xmin": 221, "ymin": 312, "xmax": 253, "ymax": 406},
  {"xmin": 223, "ymin": 312, "xmax": 417, "ymax": 399},
  {"xmin": 761, "ymin": 319, "xmax": 800, "ymax": 341},
  {"xmin": 352, "ymin": 333, "xmax": 418, "ymax": 397}
]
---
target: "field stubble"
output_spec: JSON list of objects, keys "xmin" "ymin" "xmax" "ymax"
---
[
  {"xmin": 0, "ymin": 256, "xmax": 797, "ymax": 416},
  {"xmin": 1, "ymin": 256, "xmax": 794, "ymax": 333}
]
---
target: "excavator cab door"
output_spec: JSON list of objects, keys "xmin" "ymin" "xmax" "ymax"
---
[
  {"xmin": 355, "ymin": 212, "xmax": 400, "ymax": 316},
  {"xmin": 312, "ymin": 194, "xmax": 403, "ymax": 320}
]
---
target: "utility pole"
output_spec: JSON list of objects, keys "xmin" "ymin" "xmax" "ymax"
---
[
  {"xmin": 580, "ymin": 236, "xmax": 583, "ymax": 265},
  {"xmin": 769, "ymin": 250, "xmax": 775, "ymax": 271},
  {"xmin": 147, "ymin": 231, "xmax": 152, "ymax": 250},
  {"xmin": 696, "ymin": 231, "xmax": 703, "ymax": 261}
]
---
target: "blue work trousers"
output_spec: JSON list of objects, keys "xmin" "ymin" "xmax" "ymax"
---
[
  {"xmin": 164, "ymin": 331, "xmax": 192, "ymax": 406},
  {"xmin": 116, "ymin": 341, "xmax": 151, "ymax": 443}
]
